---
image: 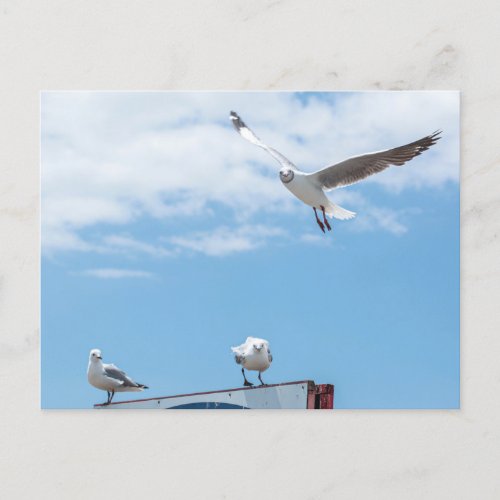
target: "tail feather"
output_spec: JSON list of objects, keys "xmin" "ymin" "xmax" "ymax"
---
[{"xmin": 328, "ymin": 203, "xmax": 356, "ymax": 220}]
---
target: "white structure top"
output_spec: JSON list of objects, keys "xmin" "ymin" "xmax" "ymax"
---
[{"xmin": 94, "ymin": 380, "xmax": 334, "ymax": 409}]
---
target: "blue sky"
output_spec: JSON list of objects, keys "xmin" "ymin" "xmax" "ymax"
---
[{"xmin": 41, "ymin": 91, "xmax": 459, "ymax": 409}]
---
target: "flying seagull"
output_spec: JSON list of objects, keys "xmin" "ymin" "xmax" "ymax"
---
[
  {"xmin": 231, "ymin": 336, "xmax": 273, "ymax": 386},
  {"xmin": 230, "ymin": 111, "xmax": 441, "ymax": 233},
  {"xmin": 87, "ymin": 348, "xmax": 148, "ymax": 405}
]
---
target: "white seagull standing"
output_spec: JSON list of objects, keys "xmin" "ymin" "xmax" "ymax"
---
[
  {"xmin": 230, "ymin": 111, "xmax": 441, "ymax": 233},
  {"xmin": 231, "ymin": 337, "xmax": 273, "ymax": 386},
  {"xmin": 87, "ymin": 348, "xmax": 148, "ymax": 405}
]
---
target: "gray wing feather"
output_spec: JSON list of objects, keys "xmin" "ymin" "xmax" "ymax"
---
[
  {"xmin": 310, "ymin": 131, "xmax": 442, "ymax": 190},
  {"xmin": 230, "ymin": 111, "xmax": 298, "ymax": 171},
  {"xmin": 268, "ymin": 353, "xmax": 273, "ymax": 363},
  {"xmin": 234, "ymin": 354, "xmax": 245, "ymax": 365},
  {"xmin": 104, "ymin": 364, "xmax": 141, "ymax": 388}
]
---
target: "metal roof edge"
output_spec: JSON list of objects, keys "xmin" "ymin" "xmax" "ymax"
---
[{"xmin": 94, "ymin": 380, "xmax": 318, "ymax": 408}]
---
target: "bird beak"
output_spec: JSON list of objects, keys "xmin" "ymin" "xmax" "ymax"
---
[{"xmin": 96, "ymin": 356, "xmax": 102, "ymax": 359}]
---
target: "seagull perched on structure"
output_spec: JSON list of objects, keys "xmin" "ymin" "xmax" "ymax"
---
[
  {"xmin": 231, "ymin": 337, "xmax": 273, "ymax": 386},
  {"xmin": 230, "ymin": 111, "xmax": 442, "ymax": 233},
  {"xmin": 87, "ymin": 348, "xmax": 148, "ymax": 405}
]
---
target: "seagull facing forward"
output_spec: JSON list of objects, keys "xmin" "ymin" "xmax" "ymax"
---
[
  {"xmin": 231, "ymin": 337, "xmax": 273, "ymax": 386},
  {"xmin": 87, "ymin": 348, "xmax": 148, "ymax": 405},
  {"xmin": 230, "ymin": 111, "xmax": 441, "ymax": 233}
]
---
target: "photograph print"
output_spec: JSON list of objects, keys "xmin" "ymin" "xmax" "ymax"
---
[{"xmin": 41, "ymin": 91, "xmax": 459, "ymax": 409}]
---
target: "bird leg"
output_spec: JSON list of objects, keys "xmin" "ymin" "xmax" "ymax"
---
[
  {"xmin": 258, "ymin": 372, "xmax": 266, "ymax": 386},
  {"xmin": 320, "ymin": 205, "xmax": 332, "ymax": 231},
  {"xmin": 104, "ymin": 391, "xmax": 111, "ymax": 405},
  {"xmin": 109, "ymin": 390, "xmax": 115, "ymax": 404},
  {"xmin": 313, "ymin": 207, "xmax": 325, "ymax": 233},
  {"xmin": 242, "ymin": 368, "xmax": 253, "ymax": 387}
]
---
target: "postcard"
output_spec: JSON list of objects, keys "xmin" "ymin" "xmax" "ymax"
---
[{"xmin": 41, "ymin": 91, "xmax": 459, "ymax": 409}]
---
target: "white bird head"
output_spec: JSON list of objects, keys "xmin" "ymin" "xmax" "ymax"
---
[
  {"xmin": 89, "ymin": 348, "xmax": 103, "ymax": 362},
  {"xmin": 279, "ymin": 168, "xmax": 294, "ymax": 184},
  {"xmin": 253, "ymin": 342, "xmax": 265, "ymax": 352}
]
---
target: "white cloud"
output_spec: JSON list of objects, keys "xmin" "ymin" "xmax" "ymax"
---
[
  {"xmin": 80, "ymin": 268, "xmax": 154, "ymax": 279},
  {"xmin": 169, "ymin": 225, "xmax": 286, "ymax": 257},
  {"xmin": 299, "ymin": 233, "xmax": 332, "ymax": 245},
  {"xmin": 333, "ymin": 190, "xmax": 416, "ymax": 235},
  {"xmin": 41, "ymin": 91, "xmax": 459, "ymax": 255},
  {"xmin": 351, "ymin": 207, "xmax": 409, "ymax": 235},
  {"xmin": 102, "ymin": 234, "xmax": 173, "ymax": 257},
  {"xmin": 43, "ymin": 227, "xmax": 96, "ymax": 253}
]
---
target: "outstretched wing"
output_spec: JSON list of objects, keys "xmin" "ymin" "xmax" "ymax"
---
[
  {"xmin": 230, "ymin": 111, "xmax": 298, "ymax": 171},
  {"xmin": 103, "ymin": 363, "xmax": 142, "ymax": 388},
  {"xmin": 309, "ymin": 131, "xmax": 442, "ymax": 190}
]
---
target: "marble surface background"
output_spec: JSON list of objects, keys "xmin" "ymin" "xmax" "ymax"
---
[{"xmin": 1, "ymin": 1, "xmax": 499, "ymax": 498}]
